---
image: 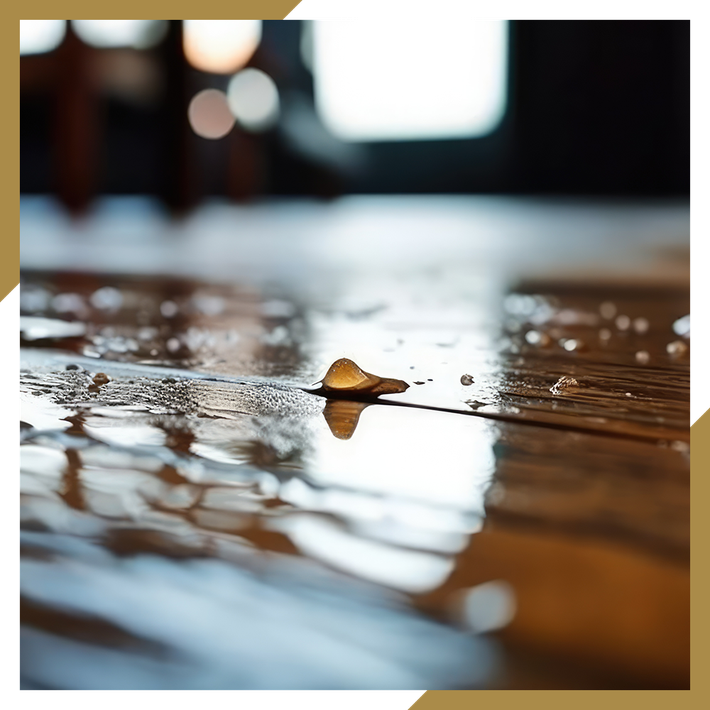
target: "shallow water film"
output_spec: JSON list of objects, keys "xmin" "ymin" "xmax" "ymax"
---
[{"xmin": 20, "ymin": 198, "xmax": 689, "ymax": 689}]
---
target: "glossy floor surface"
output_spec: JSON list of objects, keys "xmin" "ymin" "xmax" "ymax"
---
[{"xmin": 20, "ymin": 196, "xmax": 690, "ymax": 689}]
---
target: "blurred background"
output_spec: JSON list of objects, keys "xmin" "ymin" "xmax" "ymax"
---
[{"xmin": 21, "ymin": 20, "xmax": 689, "ymax": 210}]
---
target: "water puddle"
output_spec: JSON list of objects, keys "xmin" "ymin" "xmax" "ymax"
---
[{"xmin": 20, "ymin": 269, "xmax": 689, "ymax": 689}]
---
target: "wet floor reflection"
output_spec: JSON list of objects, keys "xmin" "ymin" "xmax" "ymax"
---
[
  {"xmin": 20, "ymin": 364, "xmax": 501, "ymax": 688},
  {"xmin": 19, "ymin": 268, "xmax": 689, "ymax": 689}
]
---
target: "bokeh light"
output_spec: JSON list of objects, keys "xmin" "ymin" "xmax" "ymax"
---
[
  {"xmin": 187, "ymin": 89, "xmax": 235, "ymax": 140},
  {"xmin": 72, "ymin": 20, "xmax": 168, "ymax": 49},
  {"xmin": 183, "ymin": 20, "xmax": 262, "ymax": 75},
  {"xmin": 227, "ymin": 69, "xmax": 280, "ymax": 132},
  {"xmin": 20, "ymin": 20, "xmax": 66, "ymax": 56}
]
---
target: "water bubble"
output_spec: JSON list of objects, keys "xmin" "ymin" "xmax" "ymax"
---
[
  {"xmin": 550, "ymin": 375, "xmax": 579, "ymax": 395},
  {"xmin": 460, "ymin": 374, "xmax": 474, "ymax": 386},
  {"xmin": 666, "ymin": 340, "xmax": 688, "ymax": 357},
  {"xmin": 318, "ymin": 358, "xmax": 409, "ymax": 396},
  {"xmin": 92, "ymin": 373, "xmax": 110, "ymax": 386}
]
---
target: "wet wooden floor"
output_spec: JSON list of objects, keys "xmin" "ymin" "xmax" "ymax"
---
[{"xmin": 20, "ymin": 197, "xmax": 690, "ymax": 689}]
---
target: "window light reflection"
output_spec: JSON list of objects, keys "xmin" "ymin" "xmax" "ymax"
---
[
  {"xmin": 276, "ymin": 514, "xmax": 455, "ymax": 593},
  {"xmin": 274, "ymin": 404, "xmax": 495, "ymax": 593},
  {"xmin": 309, "ymin": 405, "xmax": 495, "ymax": 514}
]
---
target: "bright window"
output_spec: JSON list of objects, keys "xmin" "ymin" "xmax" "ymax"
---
[
  {"xmin": 312, "ymin": 21, "xmax": 508, "ymax": 142},
  {"xmin": 20, "ymin": 20, "xmax": 66, "ymax": 55}
]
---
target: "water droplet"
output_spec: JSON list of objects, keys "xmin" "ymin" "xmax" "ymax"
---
[
  {"xmin": 460, "ymin": 374, "xmax": 474, "ymax": 386},
  {"xmin": 166, "ymin": 337, "xmax": 181, "ymax": 353},
  {"xmin": 599, "ymin": 328, "xmax": 612, "ymax": 341},
  {"xmin": 550, "ymin": 375, "xmax": 579, "ymax": 394},
  {"xmin": 317, "ymin": 358, "xmax": 409, "ymax": 396},
  {"xmin": 666, "ymin": 340, "xmax": 687, "ymax": 357},
  {"xmin": 525, "ymin": 330, "xmax": 549, "ymax": 346}
]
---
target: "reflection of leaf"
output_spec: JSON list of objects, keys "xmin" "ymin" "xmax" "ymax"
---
[{"xmin": 323, "ymin": 400, "xmax": 370, "ymax": 440}]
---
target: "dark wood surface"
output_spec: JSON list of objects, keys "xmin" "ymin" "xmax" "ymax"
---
[{"xmin": 20, "ymin": 197, "xmax": 690, "ymax": 689}]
